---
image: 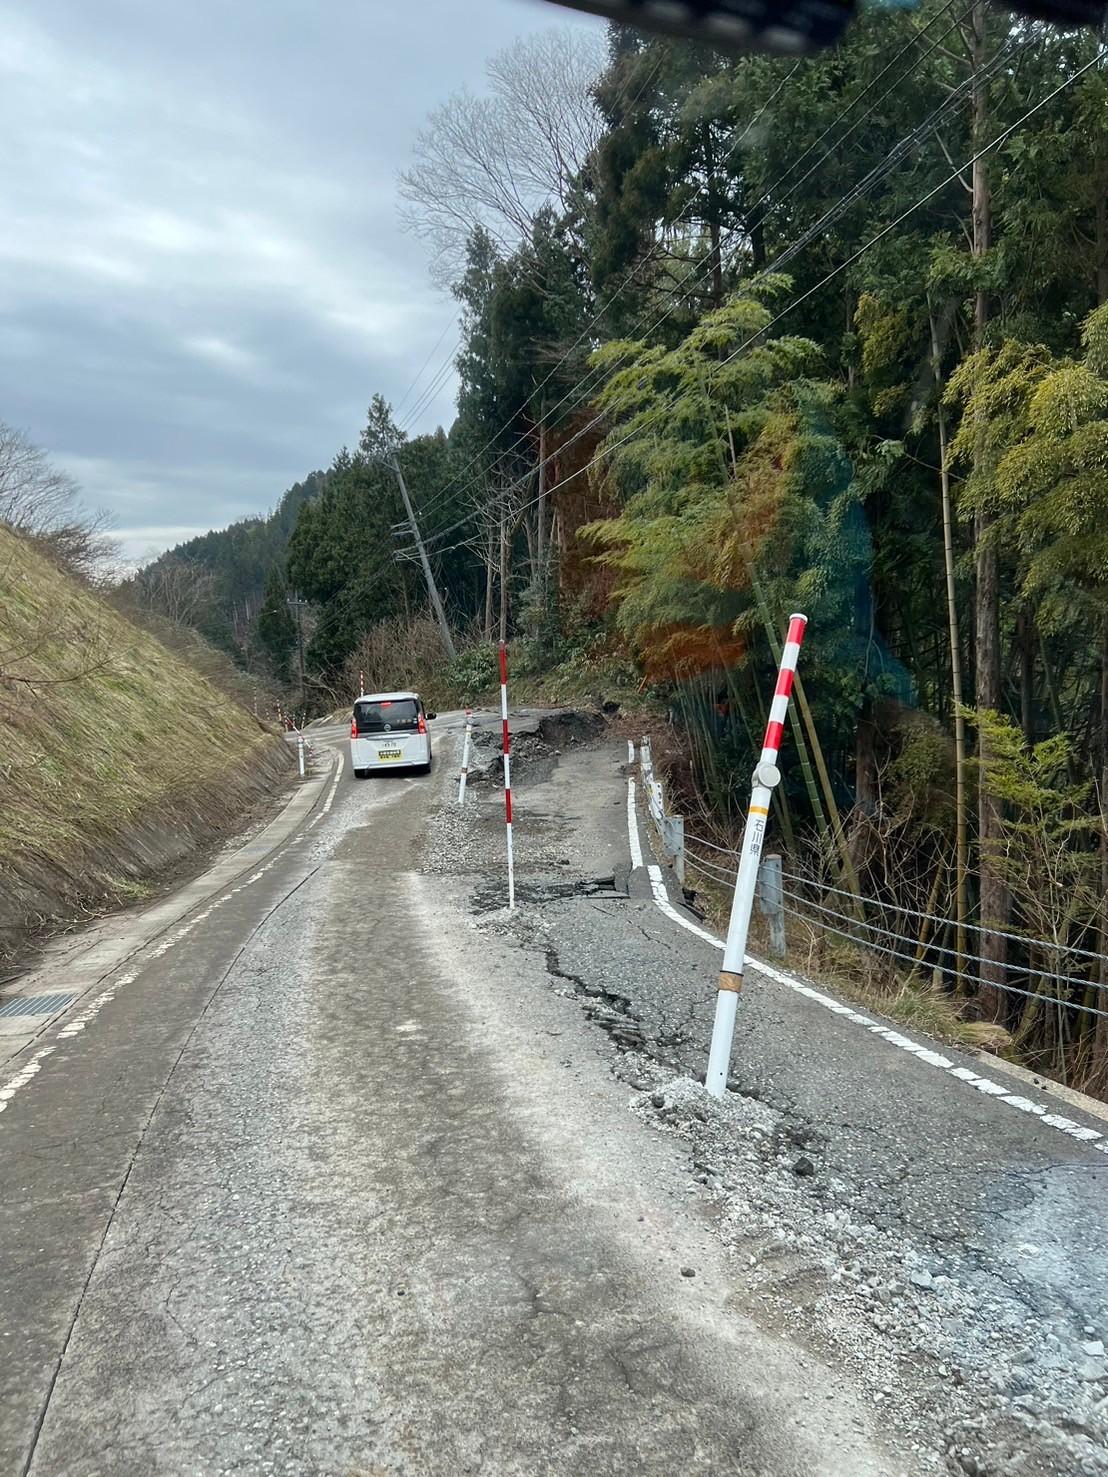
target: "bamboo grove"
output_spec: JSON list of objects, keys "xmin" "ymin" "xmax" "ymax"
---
[{"xmin": 147, "ymin": 5, "xmax": 1108, "ymax": 1089}]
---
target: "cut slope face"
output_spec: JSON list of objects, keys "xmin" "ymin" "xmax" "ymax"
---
[{"xmin": 0, "ymin": 526, "xmax": 291, "ymax": 961}]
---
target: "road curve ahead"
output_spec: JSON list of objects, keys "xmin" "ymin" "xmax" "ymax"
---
[{"xmin": 0, "ymin": 715, "xmax": 899, "ymax": 1477}]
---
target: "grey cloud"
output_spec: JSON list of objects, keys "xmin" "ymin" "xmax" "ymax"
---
[{"xmin": 0, "ymin": 0, "xmax": 595, "ymax": 561}]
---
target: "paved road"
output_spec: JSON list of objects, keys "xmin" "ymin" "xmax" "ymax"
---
[
  {"xmin": 0, "ymin": 714, "xmax": 899, "ymax": 1477},
  {"xmin": 421, "ymin": 723, "xmax": 1108, "ymax": 1477}
]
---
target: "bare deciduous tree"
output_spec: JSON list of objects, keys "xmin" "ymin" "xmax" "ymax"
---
[
  {"xmin": 126, "ymin": 556, "xmax": 216, "ymax": 627},
  {"xmin": 0, "ymin": 421, "xmax": 117, "ymax": 579},
  {"xmin": 398, "ymin": 28, "xmax": 604, "ymax": 287}
]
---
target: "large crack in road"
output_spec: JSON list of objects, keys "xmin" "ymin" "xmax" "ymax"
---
[
  {"xmin": 0, "ymin": 711, "xmax": 900, "ymax": 1477},
  {"xmin": 436, "ymin": 723, "xmax": 1108, "ymax": 1477}
]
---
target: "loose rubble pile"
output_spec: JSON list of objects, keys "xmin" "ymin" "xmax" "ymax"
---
[{"xmin": 464, "ymin": 710, "xmax": 606, "ymax": 785}]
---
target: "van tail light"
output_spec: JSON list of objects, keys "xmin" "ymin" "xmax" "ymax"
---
[
  {"xmin": 418, "ymin": 714, "xmax": 427, "ymax": 735},
  {"xmin": 351, "ymin": 718, "xmax": 357, "ymax": 738}
]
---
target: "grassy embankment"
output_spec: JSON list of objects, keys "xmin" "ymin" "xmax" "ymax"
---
[{"xmin": 0, "ymin": 525, "xmax": 290, "ymax": 964}]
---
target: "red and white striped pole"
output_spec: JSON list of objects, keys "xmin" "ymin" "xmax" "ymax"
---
[
  {"xmin": 457, "ymin": 706, "xmax": 473, "ymax": 806},
  {"xmin": 706, "ymin": 613, "xmax": 807, "ymax": 1097},
  {"xmin": 499, "ymin": 640, "xmax": 515, "ymax": 909}
]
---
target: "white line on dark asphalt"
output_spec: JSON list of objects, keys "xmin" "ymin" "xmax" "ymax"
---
[
  {"xmin": 0, "ymin": 1046, "xmax": 54, "ymax": 1114},
  {"xmin": 625, "ymin": 766, "xmax": 1108, "ymax": 1158},
  {"xmin": 627, "ymin": 779, "xmax": 643, "ymax": 870}
]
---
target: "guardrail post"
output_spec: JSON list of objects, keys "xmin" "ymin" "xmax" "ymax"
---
[
  {"xmin": 650, "ymin": 780, "xmax": 664, "ymax": 823},
  {"xmin": 757, "ymin": 853, "xmax": 786, "ymax": 957},
  {"xmin": 457, "ymin": 706, "xmax": 473, "ymax": 806},
  {"xmin": 662, "ymin": 813, "xmax": 685, "ymax": 885}
]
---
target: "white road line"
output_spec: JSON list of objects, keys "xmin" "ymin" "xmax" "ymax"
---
[
  {"xmin": 0, "ymin": 751, "xmax": 342, "ymax": 1124},
  {"xmin": 307, "ymin": 749, "xmax": 343, "ymax": 829},
  {"xmin": 627, "ymin": 779, "xmax": 643, "ymax": 870},
  {"xmin": 647, "ymin": 861, "xmax": 722, "ymax": 949},
  {"xmin": 625, "ymin": 772, "xmax": 1108, "ymax": 1157},
  {"xmin": 0, "ymin": 1046, "xmax": 54, "ymax": 1114}
]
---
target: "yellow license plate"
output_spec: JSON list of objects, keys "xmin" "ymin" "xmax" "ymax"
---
[{"xmin": 377, "ymin": 749, "xmax": 402, "ymax": 760}]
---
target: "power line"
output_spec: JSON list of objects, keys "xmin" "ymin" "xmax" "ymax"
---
[
  {"xmin": 394, "ymin": 316, "xmax": 458, "ymax": 423},
  {"xmin": 405, "ymin": 42, "xmax": 1108, "ymax": 566},
  {"xmin": 405, "ymin": 2, "xmax": 978, "ymax": 539},
  {"xmin": 402, "ymin": 47, "xmax": 674, "ymax": 522},
  {"xmin": 400, "ymin": 23, "xmax": 992, "ymax": 551},
  {"xmin": 715, "ymin": 44, "xmax": 1108, "ymax": 372},
  {"xmin": 745, "ymin": 0, "xmax": 964, "ymax": 227},
  {"xmin": 404, "ymin": 52, "xmax": 804, "ymax": 527},
  {"xmin": 382, "ymin": 39, "xmax": 672, "ymax": 514},
  {"xmin": 398, "ymin": 343, "xmax": 461, "ymax": 434}
]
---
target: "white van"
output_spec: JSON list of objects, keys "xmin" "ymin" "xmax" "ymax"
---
[{"xmin": 350, "ymin": 690, "xmax": 435, "ymax": 778}]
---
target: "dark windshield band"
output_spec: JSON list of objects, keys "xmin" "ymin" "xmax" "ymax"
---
[{"xmin": 354, "ymin": 700, "xmax": 419, "ymax": 733}]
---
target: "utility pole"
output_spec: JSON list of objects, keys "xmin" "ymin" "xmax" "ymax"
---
[
  {"xmin": 387, "ymin": 457, "xmax": 456, "ymax": 661},
  {"xmin": 286, "ymin": 591, "xmax": 307, "ymax": 706},
  {"xmin": 968, "ymin": 0, "xmax": 1006, "ymax": 1020}
]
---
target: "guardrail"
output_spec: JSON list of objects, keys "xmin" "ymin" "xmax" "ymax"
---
[
  {"xmin": 635, "ymin": 736, "xmax": 786, "ymax": 958},
  {"xmin": 636, "ymin": 739, "xmax": 1108, "ymax": 1024}
]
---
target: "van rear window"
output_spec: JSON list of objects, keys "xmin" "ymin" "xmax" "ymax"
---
[{"xmin": 354, "ymin": 699, "xmax": 419, "ymax": 734}]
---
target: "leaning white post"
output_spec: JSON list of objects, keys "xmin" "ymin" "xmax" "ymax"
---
[
  {"xmin": 499, "ymin": 642, "xmax": 515, "ymax": 909},
  {"xmin": 705, "ymin": 613, "xmax": 807, "ymax": 1097},
  {"xmin": 457, "ymin": 706, "xmax": 473, "ymax": 806}
]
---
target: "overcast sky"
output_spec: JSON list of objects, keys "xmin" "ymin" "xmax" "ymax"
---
[{"xmin": 0, "ymin": 0, "xmax": 599, "ymax": 564}]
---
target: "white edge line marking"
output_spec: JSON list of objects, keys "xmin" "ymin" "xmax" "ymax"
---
[
  {"xmin": 1, "ymin": 748, "xmax": 343, "ymax": 1122},
  {"xmin": 625, "ymin": 775, "xmax": 1108, "ymax": 1158},
  {"xmin": 627, "ymin": 779, "xmax": 643, "ymax": 870},
  {"xmin": 307, "ymin": 748, "xmax": 343, "ymax": 829}
]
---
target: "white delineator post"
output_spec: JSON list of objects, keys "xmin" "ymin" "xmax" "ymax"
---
[
  {"xmin": 297, "ymin": 731, "xmax": 305, "ymax": 778},
  {"xmin": 705, "ymin": 613, "xmax": 808, "ymax": 1098},
  {"xmin": 457, "ymin": 706, "xmax": 474, "ymax": 806},
  {"xmin": 499, "ymin": 641, "xmax": 515, "ymax": 910},
  {"xmin": 359, "ymin": 670, "xmax": 365, "ymax": 697}
]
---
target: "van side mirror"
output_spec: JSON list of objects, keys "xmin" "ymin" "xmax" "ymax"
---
[{"xmin": 427, "ymin": 712, "xmax": 437, "ymax": 721}]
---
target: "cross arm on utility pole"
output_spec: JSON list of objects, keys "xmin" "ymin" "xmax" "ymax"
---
[{"xmin": 286, "ymin": 592, "xmax": 308, "ymax": 704}]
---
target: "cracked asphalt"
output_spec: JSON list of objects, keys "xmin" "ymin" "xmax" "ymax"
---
[{"xmin": 0, "ymin": 712, "xmax": 901, "ymax": 1477}]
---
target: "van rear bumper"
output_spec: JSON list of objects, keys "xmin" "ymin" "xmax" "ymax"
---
[{"xmin": 350, "ymin": 735, "xmax": 432, "ymax": 771}]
